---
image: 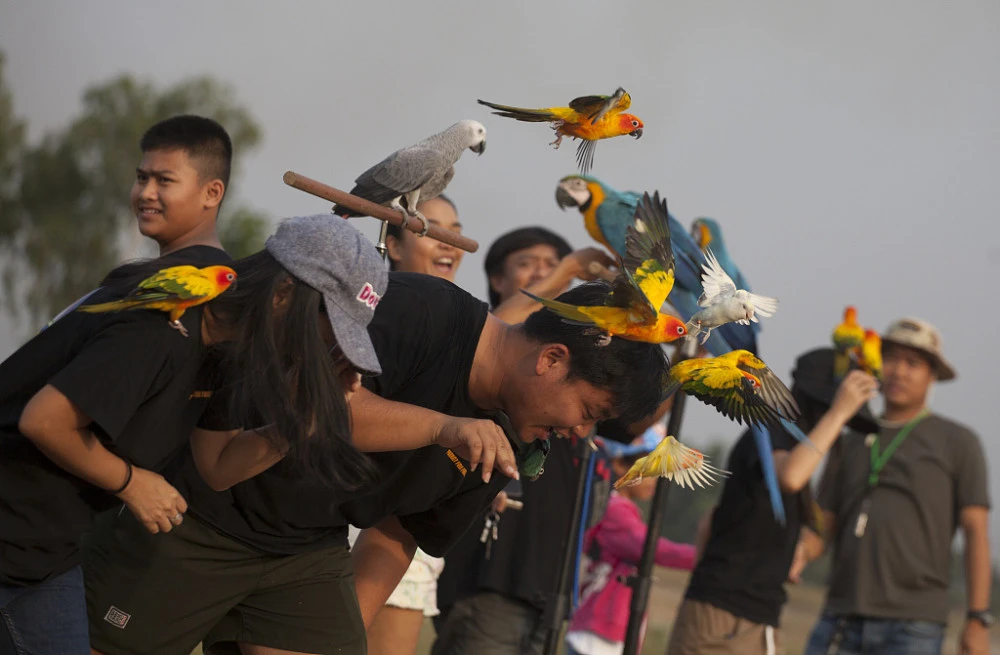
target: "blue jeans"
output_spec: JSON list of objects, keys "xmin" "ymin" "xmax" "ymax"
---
[
  {"xmin": 0, "ymin": 566, "xmax": 90, "ymax": 654},
  {"xmin": 805, "ymin": 611, "xmax": 945, "ymax": 655}
]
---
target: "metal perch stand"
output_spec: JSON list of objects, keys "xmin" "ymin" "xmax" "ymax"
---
[{"xmin": 621, "ymin": 339, "xmax": 697, "ymax": 655}]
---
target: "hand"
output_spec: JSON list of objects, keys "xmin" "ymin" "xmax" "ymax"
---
[
  {"xmin": 960, "ymin": 619, "xmax": 990, "ymax": 655},
  {"xmin": 117, "ymin": 466, "xmax": 188, "ymax": 534},
  {"xmin": 433, "ymin": 417, "xmax": 519, "ymax": 483},
  {"xmin": 830, "ymin": 370, "xmax": 879, "ymax": 422},
  {"xmin": 491, "ymin": 491, "xmax": 509, "ymax": 514},
  {"xmin": 787, "ymin": 540, "xmax": 809, "ymax": 584},
  {"xmin": 564, "ymin": 248, "xmax": 616, "ymax": 282}
]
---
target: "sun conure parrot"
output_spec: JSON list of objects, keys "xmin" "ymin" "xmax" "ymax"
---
[
  {"xmin": 614, "ymin": 436, "xmax": 728, "ymax": 490},
  {"xmin": 554, "ymin": 175, "xmax": 756, "ymax": 356},
  {"xmin": 661, "ymin": 350, "xmax": 815, "ymax": 448},
  {"xmin": 522, "ymin": 191, "xmax": 688, "ymax": 345},
  {"xmin": 856, "ymin": 329, "xmax": 883, "ymax": 381},
  {"xmin": 477, "ymin": 88, "xmax": 642, "ymax": 174},
  {"xmin": 78, "ymin": 265, "xmax": 237, "ymax": 337},
  {"xmin": 832, "ymin": 306, "xmax": 865, "ymax": 382},
  {"xmin": 686, "ymin": 250, "xmax": 779, "ymax": 344}
]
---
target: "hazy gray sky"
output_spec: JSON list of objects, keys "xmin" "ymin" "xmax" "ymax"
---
[{"xmin": 2, "ymin": 2, "xmax": 998, "ymax": 551}]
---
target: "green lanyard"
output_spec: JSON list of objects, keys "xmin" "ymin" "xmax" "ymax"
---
[{"xmin": 867, "ymin": 409, "xmax": 929, "ymax": 487}]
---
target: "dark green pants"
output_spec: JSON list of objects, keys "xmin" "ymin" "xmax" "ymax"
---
[{"xmin": 84, "ymin": 510, "xmax": 364, "ymax": 655}]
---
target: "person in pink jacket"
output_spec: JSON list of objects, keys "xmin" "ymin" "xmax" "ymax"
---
[{"xmin": 566, "ymin": 427, "xmax": 698, "ymax": 655}]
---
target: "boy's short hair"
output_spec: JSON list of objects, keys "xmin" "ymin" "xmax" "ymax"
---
[
  {"xmin": 522, "ymin": 282, "xmax": 670, "ymax": 425},
  {"xmin": 484, "ymin": 227, "xmax": 573, "ymax": 307},
  {"xmin": 140, "ymin": 115, "xmax": 233, "ymax": 190}
]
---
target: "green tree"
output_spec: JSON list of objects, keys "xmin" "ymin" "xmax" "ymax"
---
[
  {"xmin": 0, "ymin": 51, "xmax": 26, "ymax": 239},
  {"xmin": 0, "ymin": 71, "xmax": 268, "ymax": 327}
]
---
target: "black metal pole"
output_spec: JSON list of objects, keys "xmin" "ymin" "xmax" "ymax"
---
[
  {"xmin": 541, "ymin": 438, "xmax": 595, "ymax": 655},
  {"xmin": 621, "ymin": 357, "xmax": 693, "ymax": 654}
]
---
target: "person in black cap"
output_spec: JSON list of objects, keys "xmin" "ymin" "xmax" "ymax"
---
[{"xmin": 665, "ymin": 349, "xmax": 878, "ymax": 655}]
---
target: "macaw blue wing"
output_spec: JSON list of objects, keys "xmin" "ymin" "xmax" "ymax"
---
[{"xmin": 752, "ymin": 425, "xmax": 785, "ymax": 525}]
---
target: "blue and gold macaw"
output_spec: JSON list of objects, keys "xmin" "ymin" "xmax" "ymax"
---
[{"xmin": 554, "ymin": 175, "xmax": 756, "ymax": 356}]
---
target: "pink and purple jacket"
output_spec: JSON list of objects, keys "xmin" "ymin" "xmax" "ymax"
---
[{"xmin": 568, "ymin": 492, "xmax": 697, "ymax": 643}]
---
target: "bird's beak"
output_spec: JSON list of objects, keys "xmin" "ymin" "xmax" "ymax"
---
[
  {"xmin": 472, "ymin": 140, "xmax": 486, "ymax": 155},
  {"xmin": 630, "ymin": 128, "xmax": 643, "ymax": 139},
  {"xmin": 555, "ymin": 184, "xmax": 589, "ymax": 210}
]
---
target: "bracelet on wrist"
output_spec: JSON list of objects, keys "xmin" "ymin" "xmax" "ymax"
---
[{"xmin": 108, "ymin": 457, "xmax": 133, "ymax": 495}]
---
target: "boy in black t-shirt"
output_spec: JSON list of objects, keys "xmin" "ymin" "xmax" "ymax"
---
[
  {"xmin": 0, "ymin": 116, "xmax": 236, "ymax": 653},
  {"xmin": 82, "ymin": 276, "xmax": 672, "ymax": 655}
]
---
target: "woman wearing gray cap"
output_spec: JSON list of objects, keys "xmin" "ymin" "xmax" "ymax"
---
[{"xmin": 84, "ymin": 215, "xmax": 521, "ymax": 655}]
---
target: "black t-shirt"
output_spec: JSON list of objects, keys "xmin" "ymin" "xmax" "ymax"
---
[
  {"xmin": 683, "ymin": 426, "xmax": 801, "ymax": 626},
  {"xmin": 0, "ymin": 245, "xmax": 229, "ymax": 586},
  {"xmin": 176, "ymin": 273, "xmax": 510, "ymax": 556},
  {"xmin": 436, "ymin": 437, "xmax": 581, "ymax": 612}
]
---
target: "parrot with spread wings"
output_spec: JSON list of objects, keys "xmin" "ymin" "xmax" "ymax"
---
[
  {"xmin": 77, "ymin": 265, "xmax": 237, "ymax": 337},
  {"xmin": 478, "ymin": 88, "xmax": 642, "ymax": 174},
  {"xmin": 554, "ymin": 175, "xmax": 758, "ymax": 355},
  {"xmin": 522, "ymin": 190, "xmax": 688, "ymax": 344},
  {"xmin": 614, "ymin": 436, "xmax": 728, "ymax": 490}
]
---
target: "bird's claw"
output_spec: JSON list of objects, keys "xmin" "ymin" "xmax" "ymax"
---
[
  {"xmin": 549, "ymin": 128, "xmax": 564, "ymax": 149},
  {"xmin": 595, "ymin": 333, "xmax": 612, "ymax": 347},
  {"xmin": 409, "ymin": 209, "xmax": 430, "ymax": 237},
  {"xmin": 169, "ymin": 319, "xmax": 190, "ymax": 338}
]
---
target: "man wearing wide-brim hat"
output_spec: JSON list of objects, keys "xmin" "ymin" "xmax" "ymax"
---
[{"xmin": 800, "ymin": 317, "xmax": 992, "ymax": 655}]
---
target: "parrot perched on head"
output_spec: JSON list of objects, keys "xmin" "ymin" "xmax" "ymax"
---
[
  {"xmin": 554, "ymin": 175, "xmax": 757, "ymax": 356},
  {"xmin": 522, "ymin": 191, "xmax": 688, "ymax": 345},
  {"xmin": 333, "ymin": 120, "xmax": 487, "ymax": 233},
  {"xmin": 856, "ymin": 329, "xmax": 883, "ymax": 381},
  {"xmin": 477, "ymin": 88, "xmax": 642, "ymax": 174},
  {"xmin": 686, "ymin": 250, "xmax": 779, "ymax": 344},
  {"xmin": 77, "ymin": 265, "xmax": 237, "ymax": 337},
  {"xmin": 832, "ymin": 306, "xmax": 865, "ymax": 382},
  {"xmin": 614, "ymin": 436, "xmax": 728, "ymax": 491}
]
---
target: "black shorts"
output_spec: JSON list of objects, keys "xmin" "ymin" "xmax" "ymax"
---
[{"xmin": 83, "ymin": 510, "xmax": 365, "ymax": 655}]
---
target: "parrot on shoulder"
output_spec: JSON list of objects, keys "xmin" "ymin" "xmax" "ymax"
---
[
  {"xmin": 522, "ymin": 191, "xmax": 688, "ymax": 345},
  {"xmin": 78, "ymin": 265, "xmax": 237, "ymax": 337},
  {"xmin": 614, "ymin": 436, "xmax": 728, "ymax": 490},
  {"xmin": 478, "ymin": 88, "xmax": 642, "ymax": 174},
  {"xmin": 554, "ymin": 175, "xmax": 756, "ymax": 356}
]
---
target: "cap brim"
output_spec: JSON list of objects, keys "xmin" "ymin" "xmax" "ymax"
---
[
  {"xmin": 881, "ymin": 337, "xmax": 956, "ymax": 381},
  {"xmin": 325, "ymin": 301, "xmax": 381, "ymax": 376}
]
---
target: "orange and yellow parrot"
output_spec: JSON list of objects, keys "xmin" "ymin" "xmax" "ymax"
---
[
  {"xmin": 832, "ymin": 306, "xmax": 865, "ymax": 382},
  {"xmin": 855, "ymin": 329, "xmax": 883, "ymax": 381},
  {"xmin": 521, "ymin": 191, "xmax": 688, "ymax": 345},
  {"xmin": 614, "ymin": 436, "xmax": 728, "ymax": 490},
  {"xmin": 662, "ymin": 349, "xmax": 817, "ymax": 448},
  {"xmin": 78, "ymin": 265, "xmax": 237, "ymax": 337},
  {"xmin": 477, "ymin": 87, "xmax": 643, "ymax": 174}
]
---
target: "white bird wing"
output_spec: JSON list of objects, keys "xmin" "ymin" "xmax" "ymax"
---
[
  {"xmin": 748, "ymin": 292, "xmax": 779, "ymax": 318},
  {"xmin": 697, "ymin": 249, "xmax": 737, "ymax": 307}
]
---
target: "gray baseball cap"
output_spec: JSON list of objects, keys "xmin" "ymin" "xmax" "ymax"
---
[{"xmin": 265, "ymin": 215, "xmax": 387, "ymax": 375}]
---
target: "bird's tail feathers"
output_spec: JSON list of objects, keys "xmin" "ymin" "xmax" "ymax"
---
[
  {"xmin": 519, "ymin": 290, "xmax": 595, "ymax": 325},
  {"xmin": 77, "ymin": 297, "xmax": 165, "ymax": 314},
  {"xmin": 476, "ymin": 100, "xmax": 557, "ymax": 123}
]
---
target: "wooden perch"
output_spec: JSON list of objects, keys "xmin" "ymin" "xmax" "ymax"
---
[{"xmin": 283, "ymin": 171, "xmax": 480, "ymax": 253}]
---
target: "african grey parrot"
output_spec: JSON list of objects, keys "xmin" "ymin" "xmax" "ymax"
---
[{"xmin": 334, "ymin": 120, "xmax": 487, "ymax": 234}]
